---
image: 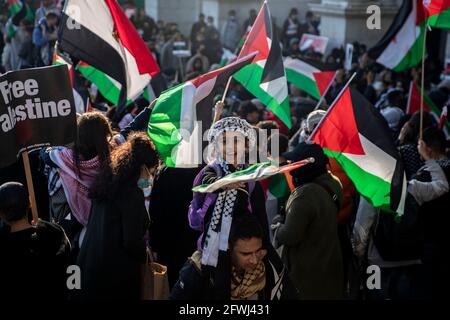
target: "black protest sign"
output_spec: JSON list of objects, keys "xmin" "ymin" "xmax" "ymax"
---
[{"xmin": 0, "ymin": 65, "xmax": 76, "ymax": 168}]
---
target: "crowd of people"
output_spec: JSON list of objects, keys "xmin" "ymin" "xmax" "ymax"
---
[{"xmin": 0, "ymin": 0, "xmax": 450, "ymax": 301}]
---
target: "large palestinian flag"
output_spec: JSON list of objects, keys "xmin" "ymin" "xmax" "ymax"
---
[
  {"xmin": 148, "ymin": 53, "xmax": 256, "ymax": 168},
  {"xmin": 233, "ymin": 2, "xmax": 291, "ymax": 128},
  {"xmin": 368, "ymin": 0, "xmax": 426, "ymax": 72},
  {"xmin": 424, "ymin": 0, "xmax": 450, "ymax": 28},
  {"xmin": 310, "ymin": 88, "xmax": 407, "ymax": 216},
  {"xmin": 59, "ymin": 0, "xmax": 160, "ymax": 109},
  {"xmin": 284, "ymin": 57, "xmax": 336, "ymax": 100}
]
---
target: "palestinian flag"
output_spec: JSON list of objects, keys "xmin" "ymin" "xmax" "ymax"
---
[
  {"xmin": 368, "ymin": 0, "xmax": 426, "ymax": 72},
  {"xmin": 233, "ymin": 1, "xmax": 291, "ymax": 128},
  {"xmin": 77, "ymin": 62, "xmax": 166, "ymax": 106},
  {"xmin": 284, "ymin": 57, "xmax": 336, "ymax": 100},
  {"xmin": 193, "ymin": 159, "xmax": 312, "ymax": 193},
  {"xmin": 148, "ymin": 53, "xmax": 256, "ymax": 168},
  {"xmin": 314, "ymin": 71, "xmax": 337, "ymax": 97},
  {"xmin": 53, "ymin": 52, "xmax": 91, "ymax": 113},
  {"xmin": 310, "ymin": 88, "xmax": 407, "ymax": 216},
  {"xmin": 406, "ymin": 81, "xmax": 450, "ymax": 130},
  {"xmin": 59, "ymin": 0, "xmax": 160, "ymax": 110},
  {"xmin": 424, "ymin": 0, "xmax": 450, "ymax": 28}
]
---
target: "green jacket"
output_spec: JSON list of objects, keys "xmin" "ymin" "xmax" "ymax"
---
[{"xmin": 275, "ymin": 172, "xmax": 344, "ymax": 300}]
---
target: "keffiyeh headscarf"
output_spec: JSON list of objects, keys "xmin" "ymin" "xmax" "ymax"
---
[
  {"xmin": 201, "ymin": 117, "xmax": 256, "ymax": 267},
  {"xmin": 206, "ymin": 117, "xmax": 257, "ymax": 164}
]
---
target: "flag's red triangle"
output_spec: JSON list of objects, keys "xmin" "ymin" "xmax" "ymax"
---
[
  {"xmin": 407, "ymin": 81, "xmax": 431, "ymax": 114},
  {"xmin": 313, "ymin": 71, "xmax": 336, "ymax": 97},
  {"xmin": 423, "ymin": 0, "xmax": 450, "ymax": 19},
  {"xmin": 237, "ymin": 3, "xmax": 270, "ymax": 63},
  {"xmin": 311, "ymin": 88, "xmax": 365, "ymax": 155}
]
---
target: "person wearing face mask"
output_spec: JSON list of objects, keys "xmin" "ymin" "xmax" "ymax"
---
[
  {"xmin": 137, "ymin": 165, "xmax": 154, "ymax": 213},
  {"xmin": 75, "ymin": 132, "xmax": 159, "ymax": 300},
  {"xmin": 221, "ymin": 10, "xmax": 241, "ymax": 52}
]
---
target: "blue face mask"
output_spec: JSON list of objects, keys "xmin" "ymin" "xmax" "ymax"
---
[{"xmin": 138, "ymin": 175, "xmax": 153, "ymax": 190}]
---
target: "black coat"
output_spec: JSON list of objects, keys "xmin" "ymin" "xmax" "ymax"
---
[
  {"xmin": 148, "ymin": 167, "xmax": 201, "ymax": 288},
  {"xmin": 0, "ymin": 220, "xmax": 71, "ymax": 300},
  {"xmin": 75, "ymin": 185, "xmax": 149, "ymax": 300}
]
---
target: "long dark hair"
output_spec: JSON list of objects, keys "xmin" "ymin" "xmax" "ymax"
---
[
  {"xmin": 89, "ymin": 132, "xmax": 160, "ymax": 200},
  {"xmin": 73, "ymin": 112, "xmax": 113, "ymax": 178},
  {"xmin": 401, "ymin": 111, "xmax": 435, "ymax": 145}
]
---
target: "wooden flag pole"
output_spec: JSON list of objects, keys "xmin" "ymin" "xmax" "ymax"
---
[
  {"xmin": 221, "ymin": 77, "xmax": 233, "ymax": 103},
  {"xmin": 22, "ymin": 150, "xmax": 39, "ymax": 224},
  {"xmin": 419, "ymin": 24, "xmax": 429, "ymax": 140}
]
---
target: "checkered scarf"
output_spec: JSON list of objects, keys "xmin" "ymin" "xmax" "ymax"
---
[
  {"xmin": 231, "ymin": 261, "xmax": 266, "ymax": 300},
  {"xmin": 201, "ymin": 161, "xmax": 243, "ymax": 267}
]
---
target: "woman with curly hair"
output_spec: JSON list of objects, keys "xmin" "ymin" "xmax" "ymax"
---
[{"xmin": 75, "ymin": 132, "xmax": 159, "ymax": 300}]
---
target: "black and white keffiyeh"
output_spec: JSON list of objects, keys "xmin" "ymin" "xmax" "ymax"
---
[
  {"xmin": 201, "ymin": 161, "xmax": 244, "ymax": 267},
  {"xmin": 208, "ymin": 117, "xmax": 256, "ymax": 147}
]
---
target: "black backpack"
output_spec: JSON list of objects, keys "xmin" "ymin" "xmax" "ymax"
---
[{"xmin": 373, "ymin": 193, "xmax": 424, "ymax": 261}]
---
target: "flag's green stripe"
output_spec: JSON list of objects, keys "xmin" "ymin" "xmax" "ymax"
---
[
  {"xmin": 269, "ymin": 173, "xmax": 291, "ymax": 199},
  {"xmin": 285, "ymin": 68, "xmax": 320, "ymax": 99},
  {"xmin": 192, "ymin": 162, "xmax": 273, "ymax": 192},
  {"xmin": 324, "ymin": 148, "xmax": 392, "ymax": 211},
  {"xmin": 148, "ymin": 84, "xmax": 184, "ymax": 167},
  {"xmin": 234, "ymin": 63, "xmax": 291, "ymax": 128},
  {"xmin": 8, "ymin": 2, "xmax": 21, "ymax": 16},
  {"xmin": 427, "ymin": 7, "xmax": 450, "ymax": 29},
  {"xmin": 143, "ymin": 88, "xmax": 150, "ymax": 102},
  {"xmin": 393, "ymin": 24, "xmax": 425, "ymax": 72},
  {"xmin": 77, "ymin": 64, "xmax": 131, "ymax": 106}
]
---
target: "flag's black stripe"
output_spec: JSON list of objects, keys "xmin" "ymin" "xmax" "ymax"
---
[
  {"xmin": 350, "ymin": 89, "xmax": 399, "ymax": 159},
  {"xmin": 367, "ymin": 0, "xmax": 413, "ymax": 59},
  {"xmin": 150, "ymin": 72, "xmax": 168, "ymax": 98},
  {"xmin": 58, "ymin": 13, "xmax": 126, "ymax": 97},
  {"xmin": 350, "ymin": 89, "xmax": 405, "ymax": 211},
  {"xmin": 299, "ymin": 57, "xmax": 338, "ymax": 72},
  {"xmin": 261, "ymin": 3, "xmax": 285, "ymax": 84}
]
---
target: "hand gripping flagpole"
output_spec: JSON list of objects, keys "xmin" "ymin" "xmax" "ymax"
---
[{"xmin": 307, "ymin": 72, "xmax": 358, "ymax": 142}]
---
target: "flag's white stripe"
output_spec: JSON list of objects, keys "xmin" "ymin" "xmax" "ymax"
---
[
  {"xmin": 343, "ymin": 133, "xmax": 406, "ymax": 215},
  {"xmin": 65, "ymin": 0, "xmax": 120, "ymax": 57},
  {"xmin": 65, "ymin": 0, "xmax": 150, "ymax": 100},
  {"xmin": 376, "ymin": 3, "xmax": 420, "ymax": 69},
  {"xmin": 283, "ymin": 57, "xmax": 319, "ymax": 81},
  {"xmin": 342, "ymin": 134, "xmax": 397, "ymax": 184},
  {"xmin": 174, "ymin": 77, "xmax": 217, "ymax": 166},
  {"xmin": 256, "ymin": 60, "xmax": 288, "ymax": 104},
  {"xmin": 259, "ymin": 75, "xmax": 289, "ymax": 104},
  {"xmin": 122, "ymin": 47, "xmax": 151, "ymax": 100}
]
